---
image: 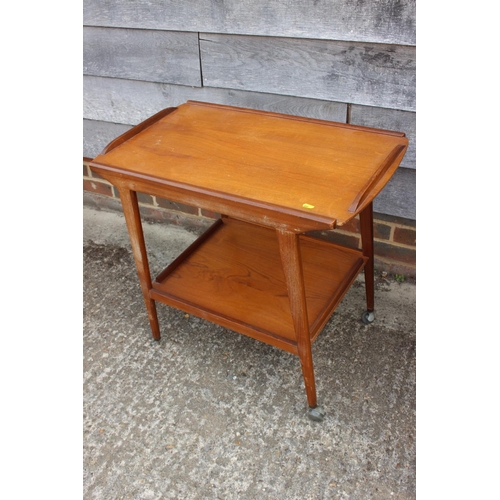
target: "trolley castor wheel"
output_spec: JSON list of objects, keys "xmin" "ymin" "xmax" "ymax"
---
[
  {"xmin": 361, "ymin": 310, "xmax": 375, "ymax": 325},
  {"xmin": 307, "ymin": 405, "xmax": 326, "ymax": 422}
]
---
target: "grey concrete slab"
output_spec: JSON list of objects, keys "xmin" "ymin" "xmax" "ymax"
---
[{"xmin": 83, "ymin": 206, "xmax": 416, "ymax": 499}]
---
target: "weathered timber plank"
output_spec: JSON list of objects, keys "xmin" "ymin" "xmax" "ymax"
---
[
  {"xmin": 200, "ymin": 34, "xmax": 416, "ymax": 111},
  {"xmin": 83, "ymin": 0, "xmax": 415, "ymax": 46},
  {"xmin": 83, "ymin": 27, "xmax": 201, "ymax": 86},
  {"xmin": 373, "ymin": 167, "xmax": 415, "ymax": 220},
  {"xmin": 83, "ymin": 76, "xmax": 347, "ymax": 125},
  {"xmin": 350, "ymin": 105, "xmax": 415, "ymax": 170},
  {"xmin": 83, "ymin": 119, "xmax": 132, "ymax": 159}
]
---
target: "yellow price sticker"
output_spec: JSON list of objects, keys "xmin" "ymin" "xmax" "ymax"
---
[{"xmin": 302, "ymin": 203, "xmax": 315, "ymax": 209}]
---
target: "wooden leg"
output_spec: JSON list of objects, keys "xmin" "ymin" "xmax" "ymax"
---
[
  {"xmin": 360, "ymin": 202, "xmax": 375, "ymax": 313},
  {"xmin": 276, "ymin": 230, "xmax": 318, "ymax": 410},
  {"xmin": 118, "ymin": 188, "xmax": 161, "ymax": 340}
]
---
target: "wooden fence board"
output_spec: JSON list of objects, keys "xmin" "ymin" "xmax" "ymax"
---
[
  {"xmin": 83, "ymin": 27, "xmax": 201, "ymax": 86},
  {"xmin": 350, "ymin": 105, "xmax": 415, "ymax": 169},
  {"xmin": 374, "ymin": 167, "xmax": 415, "ymax": 220},
  {"xmin": 83, "ymin": 0, "xmax": 415, "ymax": 46},
  {"xmin": 83, "ymin": 119, "xmax": 132, "ymax": 158},
  {"xmin": 200, "ymin": 34, "xmax": 416, "ymax": 111},
  {"xmin": 83, "ymin": 76, "xmax": 347, "ymax": 125}
]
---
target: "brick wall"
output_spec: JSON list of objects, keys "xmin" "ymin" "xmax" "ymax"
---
[{"xmin": 83, "ymin": 159, "xmax": 416, "ymax": 279}]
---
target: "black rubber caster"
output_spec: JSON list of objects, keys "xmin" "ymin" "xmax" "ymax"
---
[
  {"xmin": 307, "ymin": 406, "xmax": 326, "ymax": 422},
  {"xmin": 361, "ymin": 310, "xmax": 375, "ymax": 325}
]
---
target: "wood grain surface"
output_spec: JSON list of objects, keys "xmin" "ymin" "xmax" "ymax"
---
[
  {"xmin": 84, "ymin": 112, "xmax": 415, "ymax": 221},
  {"xmin": 351, "ymin": 105, "xmax": 415, "ymax": 170},
  {"xmin": 83, "ymin": 75, "xmax": 347, "ymax": 127},
  {"xmin": 373, "ymin": 167, "xmax": 415, "ymax": 220},
  {"xmin": 83, "ymin": 0, "xmax": 416, "ymax": 45},
  {"xmin": 152, "ymin": 218, "xmax": 366, "ymax": 345},
  {"xmin": 83, "ymin": 119, "xmax": 132, "ymax": 158},
  {"xmin": 87, "ymin": 102, "xmax": 405, "ymax": 408},
  {"xmin": 200, "ymin": 34, "xmax": 416, "ymax": 111},
  {"xmin": 83, "ymin": 26, "xmax": 201, "ymax": 86},
  {"xmin": 90, "ymin": 101, "xmax": 408, "ymax": 226}
]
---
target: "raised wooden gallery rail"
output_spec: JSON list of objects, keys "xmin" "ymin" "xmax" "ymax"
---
[{"xmin": 90, "ymin": 101, "xmax": 408, "ymax": 421}]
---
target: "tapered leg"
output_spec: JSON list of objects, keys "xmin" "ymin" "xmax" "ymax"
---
[
  {"xmin": 276, "ymin": 230, "xmax": 318, "ymax": 410},
  {"xmin": 360, "ymin": 202, "xmax": 375, "ymax": 313},
  {"xmin": 118, "ymin": 188, "xmax": 161, "ymax": 340}
]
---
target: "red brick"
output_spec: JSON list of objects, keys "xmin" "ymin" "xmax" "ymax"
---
[
  {"xmin": 137, "ymin": 192, "xmax": 154, "ymax": 205},
  {"xmin": 393, "ymin": 227, "xmax": 416, "ymax": 247},
  {"xmin": 83, "ymin": 179, "xmax": 113, "ymax": 197},
  {"xmin": 374, "ymin": 222, "xmax": 391, "ymax": 240},
  {"xmin": 374, "ymin": 241, "xmax": 415, "ymax": 264},
  {"xmin": 138, "ymin": 205, "xmax": 210, "ymax": 231},
  {"xmin": 156, "ymin": 196, "xmax": 198, "ymax": 215},
  {"xmin": 374, "ymin": 211, "xmax": 416, "ymax": 228},
  {"xmin": 308, "ymin": 230, "xmax": 360, "ymax": 250},
  {"xmin": 200, "ymin": 209, "xmax": 220, "ymax": 219},
  {"xmin": 339, "ymin": 216, "xmax": 360, "ymax": 233},
  {"xmin": 110, "ymin": 188, "xmax": 155, "ymax": 206},
  {"xmin": 89, "ymin": 167, "xmax": 105, "ymax": 180}
]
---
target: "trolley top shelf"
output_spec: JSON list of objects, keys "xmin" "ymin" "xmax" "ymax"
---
[{"xmin": 90, "ymin": 101, "xmax": 408, "ymax": 229}]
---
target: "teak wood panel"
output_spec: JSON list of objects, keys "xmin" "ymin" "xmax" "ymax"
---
[
  {"xmin": 150, "ymin": 218, "xmax": 366, "ymax": 350},
  {"xmin": 85, "ymin": 135, "xmax": 415, "ymax": 221},
  {"xmin": 90, "ymin": 101, "xmax": 408, "ymax": 228}
]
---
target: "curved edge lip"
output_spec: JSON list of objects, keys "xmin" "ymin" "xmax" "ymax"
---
[
  {"xmin": 186, "ymin": 100, "xmax": 407, "ymax": 137},
  {"xmin": 89, "ymin": 161, "xmax": 338, "ymax": 230},
  {"xmin": 98, "ymin": 106, "xmax": 179, "ymax": 156},
  {"xmin": 347, "ymin": 143, "xmax": 407, "ymax": 214}
]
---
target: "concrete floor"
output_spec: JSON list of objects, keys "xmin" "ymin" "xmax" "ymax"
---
[{"xmin": 83, "ymin": 206, "xmax": 416, "ymax": 500}]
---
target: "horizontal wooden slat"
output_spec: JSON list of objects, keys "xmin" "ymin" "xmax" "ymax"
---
[
  {"xmin": 83, "ymin": 27, "xmax": 201, "ymax": 86},
  {"xmin": 350, "ymin": 105, "xmax": 416, "ymax": 170},
  {"xmin": 83, "ymin": 76, "xmax": 347, "ymax": 125},
  {"xmin": 200, "ymin": 34, "xmax": 416, "ymax": 111},
  {"xmin": 374, "ymin": 167, "xmax": 415, "ymax": 220},
  {"xmin": 83, "ymin": 119, "xmax": 131, "ymax": 158},
  {"xmin": 83, "ymin": 0, "xmax": 415, "ymax": 46}
]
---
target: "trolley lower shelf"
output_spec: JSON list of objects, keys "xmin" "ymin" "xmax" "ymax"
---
[{"xmin": 150, "ymin": 217, "xmax": 367, "ymax": 355}]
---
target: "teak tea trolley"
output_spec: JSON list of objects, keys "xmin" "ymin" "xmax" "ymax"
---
[{"xmin": 90, "ymin": 101, "xmax": 408, "ymax": 421}]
